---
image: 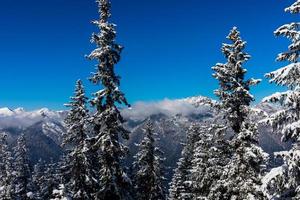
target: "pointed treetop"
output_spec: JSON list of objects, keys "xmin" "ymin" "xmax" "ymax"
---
[
  {"xmin": 222, "ymin": 26, "xmax": 251, "ymax": 65},
  {"xmin": 226, "ymin": 26, "xmax": 239, "ymax": 41},
  {"xmin": 212, "ymin": 27, "xmax": 260, "ymax": 133},
  {"xmin": 96, "ymin": 0, "xmax": 111, "ymax": 23},
  {"xmin": 88, "ymin": 0, "xmax": 129, "ymax": 109}
]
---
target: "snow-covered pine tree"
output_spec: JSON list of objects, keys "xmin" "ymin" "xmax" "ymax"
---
[
  {"xmin": 32, "ymin": 159, "xmax": 45, "ymax": 199},
  {"xmin": 264, "ymin": 0, "xmax": 300, "ymax": 142},
  {"xmin": 212, "ymin": 27, "xmax": 261, "ymax": 134},
  {"xmin": 13, "ymin": 134, "xmax": 33, "ymax": 200},
  {"xmin": 44, "ymin": 162, "xmax": 61, "ymax": 200},
  {"xmin": 133, "ymin": 120, "xmax": 166, "ymax": 200},
  {"xmin": 168, "ymin": 123, "xmax": 200, "ymax": 200},
  {"xmin": 0, "ymin": 133, "xmax": 15, "ymax": 199},
  {"xmin": 190, "ymin": 124, "xmax": 230, "ymax": 200},
  {"xmin": 210, "ymin": 27, "xmax": 268, "ymax": 200},
  {"xmin": 63, "ymin": 80, "xmax": 96, "ymax": 200},
  {"xmin": 208, "ymin": 123, "xmax": 268, "ymax": 200},
  {"xmin": 32, "ymin": 159, "xmax": 59, "ymax": 200},
  {"xmin": 262, "ymin": 1, "xmax": 300, "ymax": 198},
  {"xmin": 51, "ymin": 184, "xmax": 70, "ymax": 200},
  {"xmin": 87, "ymin": 0, "xmax": 131, "ymax": 199}
]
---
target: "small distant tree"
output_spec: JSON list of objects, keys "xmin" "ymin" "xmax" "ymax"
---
[
  {"xmin": 13, "ymin": 134, "xmax": 33, "ymax": 200},
  {"xmin": 0, "ymin": 133, "xmax": 15, "ymax": 199},
  {"xmin": 51, "ymin": 184, "xmax": 70, "ymax": 200},
  {"xmin": 133, "ymin": 120, "xmax": 166, "ymax": 200},
  {"xmin": 32, "ymin": 159, "xmax": 45, "ymax": 199},
  {"xmin": 168, "ymin": 123, "xmax": 199, "ymax": 200}
]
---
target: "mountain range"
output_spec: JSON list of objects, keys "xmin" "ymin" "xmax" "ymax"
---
[{"xmin": 0, "ymin": 96, "xmax": 290, "ymax": 181}]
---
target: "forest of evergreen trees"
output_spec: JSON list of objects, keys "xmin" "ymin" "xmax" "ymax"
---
[{"xmin": 1, "ymin": 0, "xmax": 300, "ymax": 199}]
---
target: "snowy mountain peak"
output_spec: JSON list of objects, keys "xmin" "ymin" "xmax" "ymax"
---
[
  {"xmin": 0, "ymin": 107, "xmax": 15, "ymax": 117},
  {"xmin": 14, "ymin": 107, "xmax": 25, "ymax": 114},
  {"xmin": 0, "ymin": 107, "xmax": 66, "ymax": 130},
  {"xmin": 181, "ymin": 96, "xmax": 214, "ymax": 107}
]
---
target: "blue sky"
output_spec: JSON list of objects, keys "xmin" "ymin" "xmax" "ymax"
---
[{"xmin": 0, "ymin": 0, "xmax": 296, "ymax": 110}]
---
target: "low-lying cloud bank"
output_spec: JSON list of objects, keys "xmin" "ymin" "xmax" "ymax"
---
[
  {"xmin": 121, "ymin": 98, "xmax": 212, "ymax": 121},
  {"xmin": 0, "ymin": 96, "xmax": 212, "ymax": 128}
]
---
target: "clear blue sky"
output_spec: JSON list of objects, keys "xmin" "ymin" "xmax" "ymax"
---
[{"xmin": 0, "ymin": 0, "xmax": 295, "ymax": 110}]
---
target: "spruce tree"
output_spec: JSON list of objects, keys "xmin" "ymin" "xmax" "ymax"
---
[
  {"xmin": 0, "ymin": 133, "xmax": 15, "ymax": 200},
  {"xmin": 212, "ymin": 27, "xmax": 260, "ymax": 134},
  {"xmin": 87, "ymin": 0, "xmax": 131, "ymax": 199},
  {"xmin": 44, "ymin": 162, "xmax": 60, "ymax": 200},
  {"xmin": 51, "ymin": 184, "xmax": 70, "ymax": 200},
  {"xmin": 263, "ymin": 0, "xmax": 300, "ymax": 198},
  {"xmin": 32, "ymin": 159, "xmax": 60, "ymax": 199},
  {"xmin": 168, "ymin": 123, "xmax": 199, "ymax": 200},
  {"xmin": 13, "ymin": 134, "xmax": 33, "ymax": 200},
  {"xmin": 208, "ymin": 123, "xmax": 268, "ymax": 200},
  {"xmin": 190, "ymin": 124, "xmax": 230, "ymax": 200},
  {"xmin": 32, "ymin": 159, "xmax": 44, "ymax": 199},
  {"xmin": 210, "ymin": 27, "xmax": 267, "ymax": 199},
  {"xmin": 133, "ymin": 120, "xmax": 166, "ymax": 200},
  {"xmin": 63, "ymin": 80, "xmax": 96, "ymax": 199}
]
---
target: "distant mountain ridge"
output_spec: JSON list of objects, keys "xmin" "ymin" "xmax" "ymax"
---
[
  {"xmin": 0, "ymin": 107, "xmax": 67, "ymax": 164},
  {"xmin": 0, "ymin": 96, "xmax": 289, "ymax": 171}
]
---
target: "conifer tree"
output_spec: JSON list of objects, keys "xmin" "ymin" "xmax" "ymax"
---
[
  {"xmin": 44, "ymin": 162, "xmax": 60, "ymax": 200},
  {"xmin": 212, "ymin": 27, "xmax": 260, "ymax": 134},
  {"xmin": 32, "ymin": 159, "xmax": 44, "ymax": 199},
  {"xmin": 87, "ymin": 0, "xmax": 131, "ymax": 199},
  {"xmin": 51, "ymin": 184, "xmax": 70, "ymax": 200},
  {"xmin": 13, "ymin": 134, "xmax": 33, "ymax": 200},
  {"xmin": 263, "ymin": 0, "xmax": 300, "ymax": 198},
  {"xmin": 190, "ymin": 124, "xmax": 229, "ymax": 200},
  {"xmin": 133, "ymin": 120, "xmax": 166, "ymax": 200},
  {"xmin": 208, "ymin": 123, "xmax": 268, "ymax": 200},
  {"xmin": 0, "ymin": 133, "xmax": 15, "ymax": 199},
  {"xmin": 63, "ymin": 80, "xmax": 96, "ymax": 199},
  {"xmin": 168, "ymin": 123, "xmax": 199, "ymax": 200},
  {"xmin": 32, "ymin": 159, "xmax": 60, "ymax": 200},
  {"xmin": 210, "ymin": 27, "xmax": 267, "ymax": 200}
]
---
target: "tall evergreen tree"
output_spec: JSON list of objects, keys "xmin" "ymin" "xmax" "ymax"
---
[
  {"xmin": 212, "ymin": 27, "xmax": 260, "ymax": 134},
  {"xmin": 87, "ymin": 0, "xmax": 131, "ymax": 199},
  {"xmin": 0, "ymin": 133, "xmax": 15, "ymax": 200},
  {"xmin": 63, "ymin": 80, "xmax": 96, "ymax": 199},
  {"xmin": 168, "ymin": 123, "xmax": 199, "ymax": 200},
  {"xmin": 13, "ymin": 134, "xmax": 33, "ymax": 200},
  {"xmin": 263, "ymin": 0, "xmax": 300, "ymax": 198},
  {"xmin": 133, "ymin": 120, "xmax": 166, "ymax": 200},
  {"xmin": 210, "ymin": 27, "xmax": 267, "ymax": 200}
]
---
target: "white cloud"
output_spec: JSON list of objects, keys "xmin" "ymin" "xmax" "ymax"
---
[{"xmin": 122, "ymin": 98, "xmax": 211, "ymax": 121}]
